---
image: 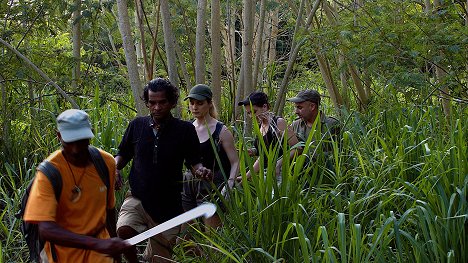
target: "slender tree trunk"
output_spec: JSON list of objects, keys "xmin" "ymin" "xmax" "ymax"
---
[
  {"xmin": 174, "ymin": 40, "xmax": 192, "ymax": 90},
  {"xmin": 71, "ymin": 0, "xmax": 81, "ymax": 89},
  {"xmin": 149, "ymin": 1, "xmax": 161, "ymax": 80},
  {"xmin": 234, "ymin": 61, "xmax": 244, "ymax": 121},
  {"xmin": 195, "ymin": 0, "xmax": 207, "ymax": 84},
  {"xmin": 252, "ymin": 0, "xmax": 267, "ymax": 89},
  {"xmin": 134, "ymin": 9, "xmax": 145, "ymax": 79},
  {"xmin": 135, "ymin": 0, "xmax": 151, "ymax": 81},
  {"xmin": 267, "ymin": 8, "xmax": 278, "ymax": 65},
  {"xmin": 159, "ymin": 0, "xmax": 179, "ymax": 87},
  {"xmin": 266, "ymin": 8, "xmax": 279, "ymax": 89},
  {"xmin": 338, "ymin": 53, "xmax": 350, "ymax": 108},
  {"xmin": 159, "ymin": 0, "xmax": 181, "ymax": 116},
  {"xmin": 107, "ymin": 29, "xmax": 125, "ymax": 70},
  {"xmin": 274, "ymin": 0, "xmax": 321, "ymax": 115},
  {"xmin": 325, "ymin": 0, "xmax": 366, "ymax": 110},
  {"xmin": 117, "ymin": 0, "xmax": 146, "ymax": 115},
  {"xmin": 221, "ymin": 4, "xmax": 236, "ymax": 99},
  {"xmin": 0, "ymin": 37, "xmax": 79, "ymax": 108},
  {"xmin": 211, "ymin": 0, "xmax": 222, "ymax": 111},
  {"xmin": 348, "ymin": 64, "xmax": 368, "ymax": 107},
  {"xmin": 316, "ymin": 51, "xmax": 343, "ymax": 111},
  {"xmin": 242, "ymin": 0, "xmax": 254, "ymax": 97}
]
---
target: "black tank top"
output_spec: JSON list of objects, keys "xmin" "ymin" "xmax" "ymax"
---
[
  {"xmin": 254, "ymin": 116, "xmax": 283, "ymax": 160},
  {"xmin": 199, "ymin": 122, "xmax": 231, "ymax": 186}
]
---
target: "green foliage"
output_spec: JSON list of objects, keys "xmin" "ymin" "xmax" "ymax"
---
[
  {"xmin": 1, "ymin": 0, "xmax": 467, "ymax": 262},
  {"xmin": 175, "ymin": 104, "xmax": 467, "ymax": 263}
]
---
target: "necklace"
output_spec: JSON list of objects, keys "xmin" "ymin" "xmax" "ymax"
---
[{"xmin": 65, "ymin": 158, "xmax": 87, "ymax": 203}]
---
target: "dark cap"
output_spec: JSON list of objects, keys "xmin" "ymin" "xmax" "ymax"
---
[
  {"xmin": 238, "ymin": 91, "xmax": 269, "ymax": 106},
  {"xmin": 184, "ymin": 84, "xmax": 213, "ymax": 101},
  {"xmin": 287, "ymin": 90, "xmax": 321, "ymax": 104}
]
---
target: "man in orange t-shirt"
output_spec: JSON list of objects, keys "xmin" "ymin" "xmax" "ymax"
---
[{"xmin": 24, "ymin": 109, "xmax": 130, "ymax": 262}]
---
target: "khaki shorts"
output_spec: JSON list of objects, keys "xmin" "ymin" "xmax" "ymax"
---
[{"xmin": 117, "ymin": 194, "xmax": 180, "ymax": 263}]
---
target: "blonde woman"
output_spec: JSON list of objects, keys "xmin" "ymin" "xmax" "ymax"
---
[{"xmin": 182, "ymin": 84, "xmax": 239, "ymax": 228}]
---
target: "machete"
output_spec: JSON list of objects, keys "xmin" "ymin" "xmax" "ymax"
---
[{"xmin": 126, "ymin": 202, "xmax": 217, "ymax": 245}]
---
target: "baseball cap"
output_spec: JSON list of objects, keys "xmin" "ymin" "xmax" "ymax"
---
[
  {"xmin": 184, "ymin": 84, "xmax": 213, "ymax": 101},
  {"xmin": 238, "ymin": 91, "xmax": 269, "ymax": 106},
  {"xmin": 287, "ymin": 90, "xmax": 321, "ymax": 104},
  {"xmin": 57, "ymin": 109, "xmax": 94, "ymax": 143}
]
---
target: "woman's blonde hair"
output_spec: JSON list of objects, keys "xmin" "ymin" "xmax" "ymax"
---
[{"xmin": 208, "ymin": 99, "xmax": 218, "ymax": 119}]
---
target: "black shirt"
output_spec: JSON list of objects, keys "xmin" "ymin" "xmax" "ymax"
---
[
  {"xmin": 117, "ymin": 115, "xmax": 200, "ymax": 222},
  {"xmin": 254, "ymin": 116, "xmax": 283, "ymax": 160}
]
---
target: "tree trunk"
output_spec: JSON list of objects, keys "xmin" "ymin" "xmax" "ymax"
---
[
  {"xmin": 135, "ymin": 0, "xmax": 151, "ymax": 82},
  {"xmin": 324, "ymin": 0, "xmax": 366, "ymax": 110},
  {"xmin": 242, "ymin": 0, "xmax": 254, "ymax": 97},
  {"xmin": 71, "ymin": 0, "xmax": 81, "ymax": 89},
  {"xmin": 348, "ymin": 64, "xmax": 369, "ymax": 107},
  {"xmin": 174, "ymin": 40, "xmax": 192, "ymax": 90},
  {"xmin": 195, "ymin": 0, "xmax": 207, "ymax": 84},
  {"xmin": 234, "ymin": 61, "xmax": 244, "ymax": 121},
  {"xmin": 159, "ymin": 0, "xmax": 179, "ymax": 87},
  {"xmin": 117, "ymin": 0, "xmax": 146, "ymax": 115},
  {"xmin": 274, "ymin": 0, "xmax": 321, "ymax": 115},
  {"xmin": 211, "ymin": 0, "xmax": 222, "ymax": 111},
  {"xmin": 316, "ymin": 51, "xmax": 343, "ymax": 111},
  {"xmin": 221, "ymin": 4, "xmax": 236, "ymax": 100},
  {"xmin": 159, "ymin": 0, "xmax": 181, "ymax": 116},
  {"xmin": 134, "ymin": 9, "xmax": 145, "ymax": 79},
  {"xmin": 252, "ymin": 0, "xmax": 267, "ymax": 89},
  {"xmin": 338, "ymin": 53, "xmax": 350, "ymax": 108},
  {"xmin": 267, "ymin": 8, "xmax": 278, "ymax": 65}
]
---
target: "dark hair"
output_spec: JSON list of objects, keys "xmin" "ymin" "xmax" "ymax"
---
[
  {"xmin": 238, "ymin": 91, "xmax": 269, "ymax": 108},
  {"xmin": 143, "ymin": 78, "xmax": 179, "ymax": 105}
]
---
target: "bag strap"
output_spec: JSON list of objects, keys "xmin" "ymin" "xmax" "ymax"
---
[
  {"xmin": 88, "ymin": 146, "xmax": 110, "ymax": 190},
  {"xmin": 213, "ymin": 122, "xmax": 224, "ymax": 143},
  {"xmin": 36, "ymin": 161, "xmax": 62, "ymax": 201},
  {"xmin": 36, "ymin": 161, "xmax": 62, "ymax": 262}
]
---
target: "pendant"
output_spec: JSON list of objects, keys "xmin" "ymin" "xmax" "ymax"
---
[{"xmin": 71, "ymin": 185, "xmax": 82, "ymax": 203}]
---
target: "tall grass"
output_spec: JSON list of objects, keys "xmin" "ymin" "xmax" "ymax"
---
[
  {"xmin": 0, "ymin": 88, "xmax": 135, "ymax": 262},
  {"xmin": 1, "ymin": 86, "xmax": 466, "ymax": 263},
  {"xmin": 178, "ymin": 105, "xmax": 467, "ymax": 263}
]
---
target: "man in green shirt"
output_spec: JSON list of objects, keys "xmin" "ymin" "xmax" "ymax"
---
[{"xmin": 287, "ymin": 90, "xmax": 340, "ymax": 162}]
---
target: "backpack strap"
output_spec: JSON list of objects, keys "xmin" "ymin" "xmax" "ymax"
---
[
  {"xmin": 35, "ymin": 161, "xmax": 62, "ymax": 262},
  {"xmin": 36, "ymin": 161, "xmax": 62, "ymax": 201},
  {"xmin": 88, "ymin": 146, "xmax": 110, "ymax": 190},
  {"xmin": 213, "ymin": 122, "xmax": 224, "ymax": 147}
]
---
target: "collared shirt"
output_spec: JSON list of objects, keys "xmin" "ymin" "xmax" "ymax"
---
[
  {"xmin": 291, "ymin": 112, "xmax": 340, "ymax": 159},
  {"xmin": 117, "ymin": 115, "xmax": 200, "ymax": 223}
]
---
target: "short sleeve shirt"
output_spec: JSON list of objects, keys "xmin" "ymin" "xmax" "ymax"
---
[
  {"xmin": 23, "ymin": 149, "xmax": 116, "ymax": 262},
  {"xmin": 117, "ymin": 115, "xmax": 200, "ymax": 223},
  {"xmin": 291, "ymin": 112, "xmax": 340, "ymax": 157}
]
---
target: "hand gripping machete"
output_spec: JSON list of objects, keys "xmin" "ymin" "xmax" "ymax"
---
[{"xmin": 126, "ymin": 202, "xmax": 217, "ymax": 245}]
